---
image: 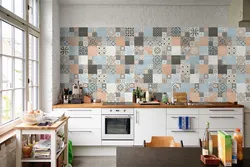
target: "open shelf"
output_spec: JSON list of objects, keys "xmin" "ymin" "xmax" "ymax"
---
[
  {"xmin": 56, "ymin": 143, "xmax": 68, "ymax": 159},
  {"xmin": 21, "ymin": 158, "xmax": 51, "ymax": 162}
]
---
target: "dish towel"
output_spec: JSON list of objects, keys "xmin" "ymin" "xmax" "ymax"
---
[{"xmin": 178, "ymin": 116, "xmax": 191, "ymax": 130}]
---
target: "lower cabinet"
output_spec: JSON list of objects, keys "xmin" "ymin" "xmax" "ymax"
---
[
  {"xmin": 167, "ymin": 129, "xmax": 199, "ymax": 146},
  {"xmin": 134, "ymin": 109, "xmax": 167, "ymax": 146},
  {"xmin": 68, "ymin": 129, "xmax": 102, "ymax": 146}
]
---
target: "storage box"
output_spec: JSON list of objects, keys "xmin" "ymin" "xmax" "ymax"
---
[{"xmin": 218, "ymin": 130, "xmax": 232, "ymax": 166}]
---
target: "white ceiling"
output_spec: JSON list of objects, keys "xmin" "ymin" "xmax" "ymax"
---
[{"xmin": 58, "ymin": 0, "xmax": 232, "ymax": 6}]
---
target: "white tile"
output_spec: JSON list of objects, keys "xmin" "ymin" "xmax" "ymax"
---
[
  {"xmin": 237, "ymin": 83, "xmax": 246, "ymax": 93},
  {"xmin": 60, "ymin": 74, "xmax": 69, "ymax": 83},
  {"xmin": 107, "ymin": 83, "xmax": 116, "ymax": 93},
  {"xmin": 208, "ymin": 56, "xmax": 218, "ymax": 65},
  {"xmin": 79, "ymin": 56, "xmax": 88, "ymax": 64},
  {"xmin": 106, "ymin": 46, "xmax": 116, "ymax": 55},
  {"xmin": 236, "ymin": 46, "xmax": 246, "ymax": 55},
  {"xmin": 153, "ymin": 74, "xmax": 162, "ymax": 83},
  {"xmin": 125, "ymin": 92, "xmax": 132, "ymax": 102},
  {"xmin": 190, "ymin": 74, "xmax": 199, "ymax": 83},
  {"xmin": 171, "ymin": 46, "xmax": 181, "ymax": 55}
]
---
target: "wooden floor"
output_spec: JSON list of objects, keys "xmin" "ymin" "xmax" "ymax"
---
[{"xmin": 72, "ymin": 156, "xmax": 116, "ymax": 167}]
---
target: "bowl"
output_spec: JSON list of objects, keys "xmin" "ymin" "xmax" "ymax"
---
[
  {"xmin": 22, "ymin": 110, "xmax": 43, "ymax": 125},
  {"xmin": 93, "ymin": 99, "xmax": 101, "ymax": 103}
]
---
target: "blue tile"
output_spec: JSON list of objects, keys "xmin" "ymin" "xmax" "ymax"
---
[{"xmin": 69, "ymin": 46, "xmax": 79, "ymax": 55}]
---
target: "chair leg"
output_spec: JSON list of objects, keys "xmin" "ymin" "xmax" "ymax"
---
[
  {"xmin": 180, "ymin": 140, "xmax": 184, "ymax": 148},
  {"xmin": 143, "ymin": 140, "xmax": 146, "ymax": 147}
]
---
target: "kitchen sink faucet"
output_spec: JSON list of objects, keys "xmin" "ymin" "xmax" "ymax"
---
[{"xmin": 171, "ymin": 83, "xmax": 180, "ymax": 104}]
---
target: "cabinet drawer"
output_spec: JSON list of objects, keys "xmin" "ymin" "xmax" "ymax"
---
[
  {"xmin": 167, "ymin": 115, "xmax": 199, "ymax": 129},
  {"xmin": 199, "ymin": 108, "xmax": 243, "ymax": 115},
  {"xmin": 199, "ymin": 115, "xmax": 243, "ymax": 129},
  {"xmin": 167, "ymin": 129, "xmax": 199, "ymax": 146},
  {"xmin": 68, "ymin": 115, "xmax": 101, "ymax": 129},
  {"xmin": 66, "ymin": 108, "xmax": 101, "ymax": 115},
  {"xmin": 167, "ymin": 109, "xmax": 199, "ymax": 115},
  {"xmin": 69, "ymin": 129, "xmax": 101, "ymax": 146}
]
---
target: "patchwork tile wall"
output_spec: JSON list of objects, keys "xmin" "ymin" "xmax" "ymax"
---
[{"xmin": 60, "ymin": 27, "xmax": 250, "ymax": 102}]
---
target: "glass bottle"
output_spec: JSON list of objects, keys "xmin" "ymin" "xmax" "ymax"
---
[
  {"xmin": 162, "ymin": 92, "xmax": 168, "ymax": 103},
  {"xmin": 233, "ymin": 128, "xmax": 243, "ymax": 161},
  {"xmin": 202, "ymin": 122, "xmax": 213, "ymax": 155}
]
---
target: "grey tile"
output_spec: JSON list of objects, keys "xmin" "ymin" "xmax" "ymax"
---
[
  {"xmin": 125, "ymin": 69, "xmax": 130, "ymax": 74},
  {"xmin": 79, "ymin": 27, "xmax": 88, "ymax": 37},
  {"xmin": 209, "ymin": 27, "xmax": 218, "ymax": 37},
  {"xmin": 92, "ymin": 32, "xmax": 97, "ymax": 37},
  {"xmin": 138, "ymin": 60, "xmax": 143, "ymax": 64},
  {"xmin": 153, "ymin": 27, "xmax": 162, "ymax": 37},
  {"xmin": 134, "ymin": 37, "xmax": 143, "ymax": 46},
  {"xmin": 125, "ymin": 56, "xmax": 134, "ymax": 65},
  {"xmin": 88, "ymin": 65, "xmax": 97, "ymax": 74},
  {"xmin": 172, "ymin": 56, "xmax": 181, "ymax": 65},
  {"xmin": 218, "ymin": 65, "xmax": 227, "ymax": 74},
  {"xmin": 144, "ymin": 74, "xmax": 153, "ymax": 83}
]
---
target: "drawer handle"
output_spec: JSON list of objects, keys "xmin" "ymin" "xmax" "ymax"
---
[
  {"xmin": 68, "ymin": 110, "xmax": 92, "ymax": 112},
  {"xmin": 171, "ymin": 116, "xmax": 196, "ymax": 118},
  {"xmin": 209, "ymin": 116, "xmax": 235, "ymax": 119},
  {"xmin": 210, "ymin": 130, "xmax": 234, "ymax": 133},
  {"xmin": 70, "ymin": 116, "xmax": 92, "ymax": 118},
  {"xmin": 209, "ymin": 109, "xmax": 234, "ymax": 112},
  {"xmin": 171, "ymin": 130, "xmax": 196, "ymax": 132},
  {"xmin": 70, "ymin": 131, "xmax": 92, "ymax": 133}
]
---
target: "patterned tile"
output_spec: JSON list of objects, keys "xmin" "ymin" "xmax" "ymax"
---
[{"xmin": 60, "ymin": 27, "xmax": 249, "ymax": 102}]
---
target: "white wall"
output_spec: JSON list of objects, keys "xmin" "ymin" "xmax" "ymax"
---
[{"xmin": 59, "ymin": 5, "xmax": 229, "ymax": 27}]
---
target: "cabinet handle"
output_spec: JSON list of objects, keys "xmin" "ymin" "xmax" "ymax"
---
[
  {"xmin": 70, "ymin": 116, "xmax": 92, "ymax": 118},
  {"xmin": 67, "ymin": 110, "xmax": 91, "ymax": 112},
  {"xmin": 136, "ymin": 110, "xmax": 139, "ymax": 124},
  {"xmin": 210, "ymin": 130, "xmax": 234, "ymax": 133},
  {"xmin": 171, "ymin": 116, "xmax": 196, "ymax": 118},
  {"xmin": 209, "ymin": 116, "xmax": 235, "ymax": 119},
  {"xmin": 171, "ymin": 130, "xmax": 196, "ymax": 132},
  {"xmin": 209, "ymin": 109, "xmax": 234, "ymax": 112},
  {"xmin": 70, "ymin": 131, "xmax": 92, "ymax": 133}
]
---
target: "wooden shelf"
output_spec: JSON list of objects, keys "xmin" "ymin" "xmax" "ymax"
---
[
  {"xmin": 21, "ymin": 158, "xmax": 51, "ymax": 162},
  {"xmin": 56, "ymin": 143, "xmax": 68, "ymax": 159}
]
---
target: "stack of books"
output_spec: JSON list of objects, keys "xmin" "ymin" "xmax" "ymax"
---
[{"xmin": 33, "ymin": 139, "xmax": 51, "ymax": 159}]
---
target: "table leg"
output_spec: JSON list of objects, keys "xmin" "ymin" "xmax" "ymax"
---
[
  {"xmin": 51, "ymin": 130, "xmax": 57, "ymax": 167},
  {"xmin": 64, "ymin": 120, "xmax": 68, "ymax": 165},
  {"xmin": 16, "ymin": 129, "xmax": 22, "ymax": 167}
]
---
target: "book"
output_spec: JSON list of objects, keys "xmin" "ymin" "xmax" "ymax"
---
[{"xmin": 218, "ymin": 130, "xmax": 232, "ymax": 166}]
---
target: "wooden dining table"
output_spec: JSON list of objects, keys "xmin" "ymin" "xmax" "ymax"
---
[{"xmin": 116, "ymin": 147, "xmax": 250, "ymax": 167}]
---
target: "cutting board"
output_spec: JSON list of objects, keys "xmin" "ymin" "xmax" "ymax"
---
[{"xmin": 173, "ymin": 92, "xmax": 187, "ymax": 103}]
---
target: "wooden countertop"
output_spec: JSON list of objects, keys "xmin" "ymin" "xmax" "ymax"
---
[
  {"xmin": 117, "ymin": 147, "xmax": 250, "ymax": 167},
  {"xmin": 52, "ymin": 102, "xmax": 244, "ymax": 109},
  {"xmin": 15, "ymin": 116, "xmax": 69, "ymax": 130}
]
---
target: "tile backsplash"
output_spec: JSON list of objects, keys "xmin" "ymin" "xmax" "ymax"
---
[{"xmin": 60, "ymin": 27, "xmax": 250, "ymax": 102}]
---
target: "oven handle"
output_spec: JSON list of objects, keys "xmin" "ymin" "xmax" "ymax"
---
[{"xmin": 104, "ymin": 115, "xmax": 132, "ymax": 119}]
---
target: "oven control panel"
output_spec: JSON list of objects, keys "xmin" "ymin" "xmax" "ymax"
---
[{"xmin": 102, "ymin": 108, "xmax": 134, "ymax": 115}]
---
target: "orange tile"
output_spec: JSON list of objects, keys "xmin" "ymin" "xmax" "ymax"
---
[
  {"xmin": 199, "ymin": 37, "xmax": 208, "ymax": 46},
  {"xmin": 199, "ymin": 65, "xmax": 208, "ymax": 74},
  {"xmin": 246, "ymin": 65, "xmax": 250, "ymax": 74},
  {"xmin": 227, "ymin": 92, "xmax": 236, "ymax": 102},
  {"xmin": 88, "ymin": 46, "xmax": 97, "ymax": 56},
  {"xmin": 162, "ymin": 64, "xmax": 171, "ymax": 75},
  {"xmin": 171, "ymin": 37, "xmax": 181, "ymax": 46},
  {"xmin": 65, "ymin": 37, "xmax": 79, "ymax": 46},
  {"xmin": 246, "ymin": 37, "xmax": 250, "ymax": 46},
  {"xmin": 189, "ymin": 92, "xmax": 199, "ymax": 102},
  {"xmin": 116, "ymin": 65, "xmax": 125, "ymax": 74},
  {"xmin": 116, "ymin": 37, "xmax": 125, "ymax": 46},
  {"xmin": 70, "ymin": 64, "xmax": 79, "ymax": 74},
  {"xmin": 144, "ymin": 46, "xmax": 153, "ymax": 55},
  {"xmin": 97, "ymin": 92, "xmax": 106, "ymax": 101},
  {"xmin": 206, "ymin": 93, "xmax": 218, "ymax": 102},
  {"xmin": 218, "ymin": 46, "xmax": 227, "ymax": 56}
]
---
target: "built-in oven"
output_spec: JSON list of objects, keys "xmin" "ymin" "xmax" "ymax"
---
[{"xmin": 101, "ymin": 108, "xmax": 134, "ymax": 140}]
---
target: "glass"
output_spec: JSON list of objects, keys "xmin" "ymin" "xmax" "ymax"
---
[
  {"xmin": 2, "ymin": 56, "xmax": 13, "ymax": 89},
  {"xmin": 33, "ymin": 36, "xmax": 38, "ymax": 60},
  {"xmin": 2, "ymin": 91, "xmax": 12, "ymax": 124},
  {"xmin": 33, "ymin": 61, "xmax": 38, "ymax": 85},
  {"xmin": 29, "ymin": 60, "xmax": 33, "ymax": 86},
  {"xmin": 15, "ymin": 28, "xmax": 24, "ymax": 58},
  {"xmin": 1, "ymin": 0, "xmax": 12, "ymax": 12},
  {"xmin": 14, "ymin": 89, "xmax": 23, "ymax": 118},
  {"xmin": 2, "ymin": 22, "xmax": 13, "ymax": 56},
  {"xmin": 105, "ymin": 118, "xmax": 131, "ymax": 134},
  {"xmin": 29, "ymin": 0, "xmax": 38, "ymax": 27},
  {"xmin": 15, "ymin": 59, "xmax": 23, "ymax": 88},
  {"xmin": 14, "ymin": 0, "xmax": 24, "ymax": 18},
  {"xmin": 33, "ymin": 87, "xmax": 38, "ymax": 110}
]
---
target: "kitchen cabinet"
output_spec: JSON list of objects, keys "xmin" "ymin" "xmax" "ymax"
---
[
  {"xmin": 134, "ymin": 109, "xmax": 167, "ymax": 146},
  {"xmin": 167, "ymin": 109, "xmax": 199, "ymax": 146},
  {"xmin": 65, "ymin": 108, "xmax": 102, "ymax": 146},
  {"xmin": 245, "ymin": 112, "xmax": 250, "ymax": 147}
]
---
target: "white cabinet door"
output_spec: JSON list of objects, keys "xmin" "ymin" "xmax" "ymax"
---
[
  {"xmin": 134, "ymin": 108, "xmax": 167, "ymax": 146},
  {"xmin": 69, "ymin": 129, "xmax": 101, "ymax": 146}
]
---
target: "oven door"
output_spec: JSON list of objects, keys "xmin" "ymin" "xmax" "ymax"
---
[{"xmin": 102, "ymin": 115, "xmax": 134, "ymax": 140}]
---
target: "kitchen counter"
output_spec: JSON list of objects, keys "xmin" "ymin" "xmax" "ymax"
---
[{"xmin": 52, "ymin": 102, "xmax": 244, "ymax": 109}]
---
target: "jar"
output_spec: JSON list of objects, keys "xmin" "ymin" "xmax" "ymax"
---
[{"xmin": 162, "ymin": 92, "xmax": 168, "ymax": 103}]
